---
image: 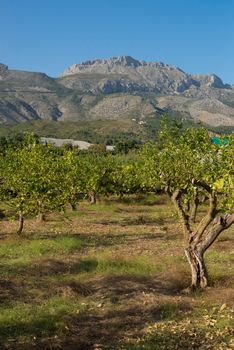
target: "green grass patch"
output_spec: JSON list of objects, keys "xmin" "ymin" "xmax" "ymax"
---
[
  {"xmin": 70, "ymin": 253, "xmax": 184, "ymax": 276},
  {"xmin": 0, "ymin": 236, "xmax": 84, "ymax": 261},
  {"xmin": 0, "ymin": 296, "xmax": 87, "ymax": 343},
  {"xmin": 70, "ymin": 255, "xmax": 156, "ymax": 276},
  {"xmin": 96, "ymin": 255, "xmax": 155, "ymax": 275},
  {"xmin": 205, "ymin": 250, "xmax": 233, "ymax": 263}
]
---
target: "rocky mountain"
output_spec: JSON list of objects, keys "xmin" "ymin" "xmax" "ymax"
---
[
  {"xmin": 0, "ymin": 57, "xmax": 234, "ymax": 127},
  {"xmin": 60, "ymin": 56, "xmax": 231, "ymax": 92}
]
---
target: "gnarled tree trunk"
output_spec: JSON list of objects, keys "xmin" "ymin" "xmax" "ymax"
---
[
  {"xmin": 185, "ymin": 213, "xmax": 234, "ymax": 290},
  {"xmin": 185, "ymin": 246, "xmax": 208, "ymax": 290},
  {"xmin": 171, "ymin": 186, "xmax": 234, "ymax": 291}
]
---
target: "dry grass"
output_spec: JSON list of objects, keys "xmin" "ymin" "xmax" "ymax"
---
[{"xmin": 0, "ymin": 195, "xmax": 233, "ymax": 349}]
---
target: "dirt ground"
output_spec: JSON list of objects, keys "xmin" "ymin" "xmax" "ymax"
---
[{"xmin": 0, "ymin": 196, "xmax": 233, "ymax": 349}]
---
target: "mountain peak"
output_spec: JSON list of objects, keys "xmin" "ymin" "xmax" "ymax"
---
[
  {"xmin": 78, "ymin": 55, "xmax": 141, "ymax": 67},
  {"xmin": 62, "ymin": 56, "xmax": 144, "ymax": 76},
  {"xmin": 106, "ymin": 55, "xmax": 141, "ymax": 67},
  {"xmin": 62, "ymin": 56, "xmax": 189, "ymax": 78}
]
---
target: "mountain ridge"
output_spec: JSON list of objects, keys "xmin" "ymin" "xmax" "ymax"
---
[
  {"xmin": 61, "ymin": 55, "xmax": 231, "ymax": 89},
  {"xmin": 0, "ymin": 56, "xmax": 234, "ymax": 127}
]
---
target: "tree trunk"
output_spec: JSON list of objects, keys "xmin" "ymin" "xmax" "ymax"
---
[
  {"xmin": 185, "ymin": 200, "xmax": 190, "ymax": 214},
  {"xmin": 17, "ymin": 214, "xmax": 24, "ymax": 235},
  {"xmin": 37, "ymin": 202, "xmax": 46, "ymax": 222},
  {"xmin": 70, "ymin": 202, "xmax": 77, "ymax": 211},
  {"xmin": 37, "ymin": 213, "xmax": 46, "ymax": 222},
  {"xmin": 171, "ymin": 185, "xmax": 234, "ymax": 292},
  {"xmin": 185, "ymin": 213, "xmax": 234, "ymax": 290},
  {"xmin": 90, "ymin": 193, "xmax": 97, "ymax": 205},
  {"xmin": 119, "ymin": 192, "xmax": 124, "ymax": 201},
  {"xmin": 185, "ymin": 245, "xmax": 208, "ymax": 290}
]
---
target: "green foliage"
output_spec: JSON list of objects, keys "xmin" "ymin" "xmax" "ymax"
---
[
  {"xmin": 110, "ymin": 154, "xmax": 143, "ymax": 195},
  {"xmin": 0, "ymin": 114, "xmax": 201, "ymax": 147},
  {"xmin": 60, "ymin": 150, "xmax": 86, "ymax": 208},
  {"xmin": 114, "ymin": 140, "xmax": 141, "ymax": 154},
  {"xmin": 139, "ymin": 125, "xmax": 234, "ymax": 212},
  {"xmin": 0, "ymin": 125, "xmax": 233, "ymax": 234},
  {"xmin": 0, "ymin": 132, "xmax": 40, "ymax": 154},
  {"xmin": 79, "ymin": 153, "xmax": 114, "ymax": 198},
  {"xmin": 60, "ymin": 150, "xmax": 115, "ymax": 206},
  {"xmin": 0, "ymin": 140, "xmax": 66, "ymax": 218}
]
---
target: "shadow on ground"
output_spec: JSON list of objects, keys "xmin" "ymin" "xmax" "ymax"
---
[
  {"xmin": 1, "ymin": 262, "xmax": 233, "ymax": 349},
  {"xmin": 0, "ymin": 269, "xmax": 191, "ymax": 343}
]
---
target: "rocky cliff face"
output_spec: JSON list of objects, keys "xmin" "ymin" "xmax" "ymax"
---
[
  {"xmin": 0, "ymin": 56, "xmax": 234, "ymax": 127},
  {"xmin": 61, "ymin": 56, "xmax": 198, "ymax": 94},
  {"xmin": 191, "ymin": 74, "xmax": 228, "ymax": 89},
  {"xmin": 61, "ymin": 56, "xmax": 228, "ymax": 93}
]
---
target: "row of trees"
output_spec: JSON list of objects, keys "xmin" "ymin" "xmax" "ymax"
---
[
  {"xmin": 0, "ymin": 134, "xmax": 142, "ymax": 233},
  {"xmin": 0, "ymin": 125, "xmax": 233, "ymax": 291}
]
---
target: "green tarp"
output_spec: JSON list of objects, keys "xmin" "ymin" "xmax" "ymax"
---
[{"xmin": 211, "ymin": 136, "xmax": 229, "ymax": 146}]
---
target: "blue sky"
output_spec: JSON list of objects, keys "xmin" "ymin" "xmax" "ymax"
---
[{"xmin": 1, "ymin": 0, "xmax": 234, "ymax": 83}]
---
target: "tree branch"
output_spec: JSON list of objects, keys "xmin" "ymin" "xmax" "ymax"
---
[
  {"xmin": 191, "ymin": 180, "xmax": 217, "ymax": 244},
  {"xmin": 172, "ymin": 189, "xmax": 192, "ymax": 239},
  {"xmin": 198, "ymin": 213, "xmax": 234, "ymax": 253}
]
